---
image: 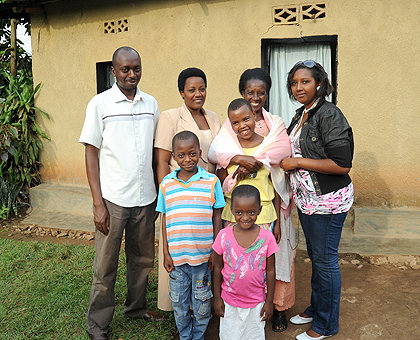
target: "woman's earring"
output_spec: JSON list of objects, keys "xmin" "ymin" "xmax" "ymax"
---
[{"xmin": 316, "ymin": 86, "xmax": 320, "ymax": 91}]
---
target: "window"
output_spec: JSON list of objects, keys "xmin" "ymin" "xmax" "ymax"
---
[
  {"xmin": 96, "ymin": 61, "xmax": 115, "ymax": 94},
  {"xmin": 261, "ymin": 35, "xmax": 337, "ymax": 126}
]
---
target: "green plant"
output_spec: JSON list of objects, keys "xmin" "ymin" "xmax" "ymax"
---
[
  {"xmin": 0, "ymin": 18, "xmax": 32, "ymax": 98},
  {"xmin": 0, "ymin": 18, "xmax": 36, "ymax": 219},
  {"xmin": 0, "ymin": 176, "xmax": 24, "ymax": 218},
  {"xmin": 0, "ymin": 72, "xmax": 49, "ymax": 185},
  {"xmin": 0, "ymin": 72, "xmax": 49, "ymax": 218},
  {"xmin": 0, "ymin": 204, "xmax": 8, "ymax": 219}
]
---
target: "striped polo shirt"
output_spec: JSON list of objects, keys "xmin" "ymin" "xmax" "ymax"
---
[{"xmin": 156, "ymin": 166, "xmax": 225, "ymax": 266}]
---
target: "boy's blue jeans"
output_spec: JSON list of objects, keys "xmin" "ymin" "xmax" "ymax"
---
[
  {"xmin": 298, "ymin": 210, "xmax": 347, "ymax": 336},
  {"xmin": 169, "ymin": 262, "xmax": 213, "ymax": 340}
]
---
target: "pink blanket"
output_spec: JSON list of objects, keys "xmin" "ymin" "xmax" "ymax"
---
[
  {"xmin": 208, "ymin": 110, "xmax": 296, "ymax": 282},
  {"xmin": 208, "ymin": 110, "xmax": 292, "ymax": 209}
]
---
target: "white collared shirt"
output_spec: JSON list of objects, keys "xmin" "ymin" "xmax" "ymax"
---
[{"xmin": 79, "ymin": 83, "xmax": 160, "ymax": 207}]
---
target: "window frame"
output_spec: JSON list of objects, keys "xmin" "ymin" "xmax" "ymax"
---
[{"xmin": 96, "ymin": 61, "xmax": 114, "ymax": 94}]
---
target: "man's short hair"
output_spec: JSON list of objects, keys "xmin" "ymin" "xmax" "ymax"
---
[
  {"xmin": 112, "ymin": 47, "xmax": 140, "ymax": 67},
  {"xmin": 231, "ymin": 185, "xmax": 261, "ymax": 206},
  {"xmin": 172, "ymin": 130, "xmax": 200, "ymax": 152}
]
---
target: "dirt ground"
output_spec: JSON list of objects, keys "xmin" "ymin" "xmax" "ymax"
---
[
  {"xmin": 202, "ymin": 250, "xmax": 420, "ymax": 340},
  {"xmin": 1, "ymin": 216, "xmax": 419, "ymax": 340}
]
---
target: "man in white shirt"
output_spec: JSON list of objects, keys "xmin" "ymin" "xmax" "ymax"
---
[{"xmin": 79, "ymin": 46, "xmax": 163, "ymax": 340}]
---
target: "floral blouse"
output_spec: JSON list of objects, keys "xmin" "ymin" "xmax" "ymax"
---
[
  {"xmin": 255, "ymin": 118, "xmax": 270, "ymax": 137},
  {"xmin": 289, "ymin": 122, "xmax": 354, "ymax": 215}
]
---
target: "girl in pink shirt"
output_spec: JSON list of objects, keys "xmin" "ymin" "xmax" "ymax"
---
[{"xmin": 213, "ymin": 185, "xmax": 279, "ymax": 340}]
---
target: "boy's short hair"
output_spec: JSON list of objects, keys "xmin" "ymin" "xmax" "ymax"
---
[
  {"xmin": 231, "ymin": 184, "xmax": 261, "ymax": 206},
  {"xmin": 172, "ymin": 130, "xmax": 200, "ymax": 152},
  {"xmin": 227, "ymin": 98, "xmax": 253, "ymax": 117}
]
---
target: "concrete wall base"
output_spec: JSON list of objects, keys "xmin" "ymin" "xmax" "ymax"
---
[
  {"xmin": 22, "ymin": 183, "xmax": 95, "ymax": 232},
  {"xmin": 295, "ymin": 207, "xmax": 420, "ymax": 255},
  {"xmin": 22, "ymin": 184, "xmax": 420, "ymax": 255}
]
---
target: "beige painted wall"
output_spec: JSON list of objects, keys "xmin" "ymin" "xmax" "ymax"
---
[{"xmin": 31, "ymin": 0, "xmax": 420, "ymax": 207}]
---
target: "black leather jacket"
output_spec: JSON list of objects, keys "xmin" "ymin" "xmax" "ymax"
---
[{"xmin": 287, "ymin": 98, "xmax": 354, "ymax": 195}]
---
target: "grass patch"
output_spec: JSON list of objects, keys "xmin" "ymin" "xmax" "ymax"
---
[{"xmin": 0, "ymin": 239, "xmax": 175, "ymax": 340}]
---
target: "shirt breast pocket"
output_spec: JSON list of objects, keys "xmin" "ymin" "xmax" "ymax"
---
[{"xmin": 307, "ymin": 128, "xmax": 325, "ymax": 156}]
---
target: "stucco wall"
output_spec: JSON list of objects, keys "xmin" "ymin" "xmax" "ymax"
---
[{"xmin": 31, "ymin": 0, "xmax": 420, "ymax": 207}]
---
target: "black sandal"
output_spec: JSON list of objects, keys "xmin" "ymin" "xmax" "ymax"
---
[{"xmin": 272, "ymin": 310, "xmax": 288, "ymax": 332}]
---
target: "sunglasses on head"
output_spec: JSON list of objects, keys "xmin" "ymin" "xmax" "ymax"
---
[{"xmin": 295, "ymin": 60, "xmax": 317, "ymax": 68}]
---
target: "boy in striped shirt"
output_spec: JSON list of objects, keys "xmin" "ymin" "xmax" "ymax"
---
[{"xmin": 156, "ymin": 131, "xmax": 225, "ymax": 340}]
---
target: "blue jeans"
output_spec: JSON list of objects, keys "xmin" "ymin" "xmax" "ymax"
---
[
  {"xmin": 169, "ymin": 263, "xmax": 213, "ymax": 340},
  {"xmin": 298, "ymin": 210, "xmax": 347, "ymax": 336}
]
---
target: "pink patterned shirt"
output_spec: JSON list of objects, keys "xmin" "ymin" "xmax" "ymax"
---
[
  {"xmin": 213, "ymin": 226, "xmax": 279, "ymax": 308},
  {"xmin": 255, "ymin": 118, "xmax": 269, "ymax": 137}
]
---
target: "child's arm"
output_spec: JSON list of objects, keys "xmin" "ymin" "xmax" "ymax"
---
[
  {"xmin": 230, "ymin": 155, "xmax": 263, "ymax": 172},
  {"xmin": 213, "ymin": 253, "xmax": 225, "ymax": 317},
  {"xmin": 272, "ymin": 191, "xmax": 281, "ymax": 243},
  {"xmin": 216, "ymin": 167, "xmax": 228, "ymax": 185},
  {"xmin": 218, "ymin": 164, "xmax": 252, "ymax": 183},
  {"xmin": 161, "ymin": 214, "xmax": 174, "ymax": 272},
  {"xmin": 230, "ymin": 155, "xmax": 263, "ymax": 181},
  {"xmin": 209, "ymin": 207, "xmax": 223, "ymax": 271},
  {"xmin": 260, "ymin": 254, "xmax": 275, "ymax": 321}
]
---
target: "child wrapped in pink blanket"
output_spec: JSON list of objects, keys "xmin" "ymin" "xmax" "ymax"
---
[
  {"xmin": 209, "ymin": 109, "xmax": 292, "ymax": 212},
  {"xmin": 209, "ymin": 107, "xmax": 295, "ymax": 282}
]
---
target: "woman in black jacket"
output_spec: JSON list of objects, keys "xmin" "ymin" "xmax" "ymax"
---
[{"xmin": 280, "ymin": 60, "xmax": 354, "ymax": 340}]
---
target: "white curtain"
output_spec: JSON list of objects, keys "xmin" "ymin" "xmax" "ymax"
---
[{"xmin": 269, "ymin": 44, "xmax": 332, "ymax": 126}]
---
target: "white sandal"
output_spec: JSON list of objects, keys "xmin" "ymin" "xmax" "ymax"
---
[
  {"xmin": 289, "ymin": 314, "xmax": 313, "ymax": 325},
  {"xmin": 296, "ymin": 331, "xmax": 332, "ymax": 340}
]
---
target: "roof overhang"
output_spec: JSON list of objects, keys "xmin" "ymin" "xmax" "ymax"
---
[{"xmin": 0, "ymin": 0, "xmax": 64, "ymax": 19}]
